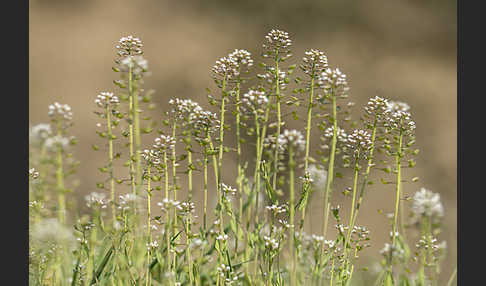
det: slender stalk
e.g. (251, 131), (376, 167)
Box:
(106, 105), (116, 226)
(272, 53), (281, 191)
(128, 67), (136, 199)
(446, 267), (457, 286)
(56, 122), (65, 224)
(203, 147), (208, 231)
(300, 75), (315, 239)
(171, 121), (178, 270)
(145, 166), (152, 286)
(319, 91), (337, 284)
(322, 93), (338, 239)
(289, 145), (297, 286)
(390, 129), (404, 275)
(132, 80), (142, 196)
(235, 79), (243, 256)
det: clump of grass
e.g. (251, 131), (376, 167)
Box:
(29, 30), (455, 286)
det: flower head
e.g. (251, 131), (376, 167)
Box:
(95, 92), (120, 108)
(48, 102), (73, 122)
(262, 29), (292, 60)
(116, 35), (143, 57)
(318, 68), (350, 98)
(30, 123), (52, 144)
(85, 192), (109, 209)
(411, 187), (444, 223)
(300, 49), (328, 76)
(277, 129), (306, 153)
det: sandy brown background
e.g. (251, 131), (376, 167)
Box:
(29, 0), (456, 283)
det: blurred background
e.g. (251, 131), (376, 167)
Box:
(29, 0), (456, 283)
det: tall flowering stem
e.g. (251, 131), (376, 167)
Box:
(300, 49), (328, 234)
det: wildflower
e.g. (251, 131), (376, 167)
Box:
(157, 198), (182, 211)
(95, 92), (119, 108)
(380, 243), (404, 260)
(29, 168), (39, 180)
(48, 102), (73, 121)
(266, 203), (287, 214)
(241, 89), (268, 117)
(263, 235), (279, 250)
(216, 234), (229, 242)
(323, 126), (348, 142)
(307, 164), (328, 189)
(228, 49), (254, 74)
(257, 67), (289, 89)
(152, 134), (176, 152)
(45, 135), (70, 151)
(411, 187), (444, 223)
(221, 183), (237, 198)
(146, 241), (159, 251)
(119, 55), (148, 76)
(211, 56), (238, 80)
(118, 193), (140, 211)
(30, 123), (52, 143)
(386, 100), (410, 113)
(277, 129), (306, 152)
(85, 192), (109, 209)
(262, 29), (292, 59)
(116, 35), (143, 57)
(300, 49), (329, 76)
(364, 96), (390, 119)
(142, 149), (161, 166)
(318, 68), (350, 98)
(345, 129), (372, 154)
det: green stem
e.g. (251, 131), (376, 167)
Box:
(300, 75), (315, 239)
(289, 145), (297, 286)
(390, 130), (403, 276)
(56, 123), (65, 224)
(146, 166), (152, 286)
(128, 67), (136, 200)
(272, 53), (281, 191)
(107, 105), (116, 226)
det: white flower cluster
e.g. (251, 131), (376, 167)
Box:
(142, 149), (161, 166)
(277, 129), (306, 152)
(216, 233), (229, 242)
(265, 203), (287, 214)
(45, 135), (70, 151)
(95, 92), (119, 108)
(380, 243), (404, 259)
(146, 241), (159, 251)
(157, 198), (182, 211)
(30, 123), (52, 143)
(85, 192), (109, 209)
(351, 226), (371, 244)
(300, 49), (329, 76)
(48, 102), (73, 121)
(262, 29), (292, 60)
(120, 55), (148, 76)
(346, 129), (372, 153)
(216, 263), (240, 284)
(364, 96), (390, 118)
(318, 68), (349, 98)
(228, 49), (253, 72)
(383, 101), (415, 135)
(221, 183), (237, 202)
(180, 201), (196, 214)
(323, 126), (348, 142)
(212, 49), (253, 80)
(411, 187), (444, 222)
(257, 67), (288, 89)
(386, 101), (410, 113)
(152, 134), (176, 152)
(29, 168), (39, 179)
(241, 89), (268, 116)
(416, 235), (447, 252)
(116, 35), (143, 57)
(307, 164), (328, 188)
(263, 235), (279, 250)
(118, 193), (139, 211)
